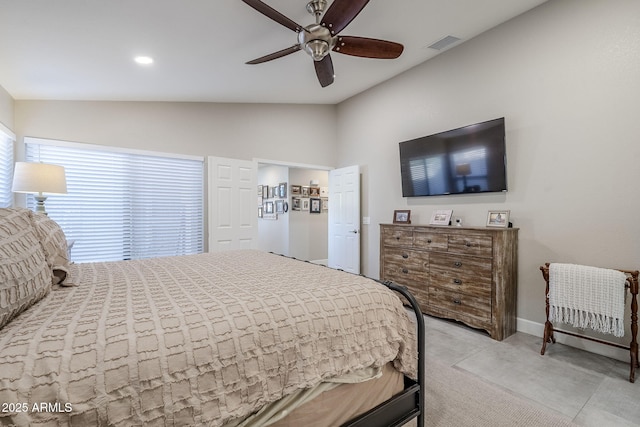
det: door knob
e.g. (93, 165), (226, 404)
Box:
(350, 229), (359, 234)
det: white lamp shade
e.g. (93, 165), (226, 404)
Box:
(12, 162), (68, 195)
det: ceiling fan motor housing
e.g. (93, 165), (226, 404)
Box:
(298, 24), (336, 61)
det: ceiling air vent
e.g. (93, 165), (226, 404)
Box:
(426, 35), (461, 51)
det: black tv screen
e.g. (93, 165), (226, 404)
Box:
(399, 117), (507, 197)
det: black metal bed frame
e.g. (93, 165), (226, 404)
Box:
(341, 280), (425, 427)
(271, 254), (425, 427)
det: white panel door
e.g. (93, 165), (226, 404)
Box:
(328, 165), (360, 274)
(208, 156), (257, 251)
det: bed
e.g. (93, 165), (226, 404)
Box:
(0, 208), (424, 426)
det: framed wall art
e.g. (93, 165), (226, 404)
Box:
(310, 198), (321, 214)
(278, 182), (287, 198)
(265, 201), (274, 214)
(292, 197), (301, 211)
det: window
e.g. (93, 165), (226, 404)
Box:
(25, 137), (204, 262)
(0, 125), (15, 207)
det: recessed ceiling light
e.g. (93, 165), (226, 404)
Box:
(134, 56), (154, 65)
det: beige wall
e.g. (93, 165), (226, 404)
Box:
(336, 0), (640, 342)
(14, 100), (337, 165)
(288, 168), (329, 262)
(0, 84), (14, 131)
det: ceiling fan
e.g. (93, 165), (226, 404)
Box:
(241, 0), (404, 87)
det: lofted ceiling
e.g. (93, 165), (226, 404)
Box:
(0, 0), (547, 105)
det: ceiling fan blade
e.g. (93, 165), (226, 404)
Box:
(320, 0), (369, 35)
(241, 0), (304, 33)
(246, 45), (301, 64)
(333, 36), (403, 59)
(314, 55), (334, 87)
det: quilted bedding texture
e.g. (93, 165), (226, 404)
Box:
(0, 249), (416, 426)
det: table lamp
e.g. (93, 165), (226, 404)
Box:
(12, 162), (67, 215)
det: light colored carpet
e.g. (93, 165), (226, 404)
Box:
(424, 359), (577, 427)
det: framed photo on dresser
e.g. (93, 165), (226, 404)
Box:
(429, 209), (453, 226)
(393, 210), (411, 224)
(486, 210), (510, 227)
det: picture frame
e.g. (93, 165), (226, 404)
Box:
(269, 186), (277, 199)
(258, 206), (263, 218)
(275, 199), (284, 214)
(320, 187), (329, 197)
(310, 198), (321, 214)
(265, 201), (274, 214)
(278, 182), (287, 198)
(258, 185), (263, 196)
(301, 198), (310, 211)
(309, 187), (321, 197)
(291, 185), (301, 196)
(292, 197), (301, 211)
(486, 210), (510, 228)
(429, 209), (453, 226)
(321, 198), (329, 211)
(262, 185), (269, 199)
(301, 186), (310, 197)
(393, 210), (411, 224)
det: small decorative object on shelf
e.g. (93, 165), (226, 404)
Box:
(429, 209), (453, 226)
(486, 210), (510, 228)
(393, 210), (411, 224)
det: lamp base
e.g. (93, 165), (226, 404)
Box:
(34, 195), (48, 216)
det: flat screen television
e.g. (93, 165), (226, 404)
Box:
(399, 117), (507, 197)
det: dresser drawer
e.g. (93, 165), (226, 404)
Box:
(382, 227), (413, 247)
(382, 248), (429, 283)
(413, 231), (448, 251)
(429, 253), (491, 298)
(447, 234), (493, 257)
(428, 287), (491, 322)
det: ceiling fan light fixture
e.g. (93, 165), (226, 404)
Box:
(304, 39), (330, 61)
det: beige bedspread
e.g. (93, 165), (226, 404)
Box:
(0, 250), (416, 426)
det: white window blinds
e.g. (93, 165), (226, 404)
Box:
(0, 127), (15, 207)
(25, 138), (204, 262)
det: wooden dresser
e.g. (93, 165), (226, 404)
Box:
(380, 224), (518, 341)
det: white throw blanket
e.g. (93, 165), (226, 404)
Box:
(548, 263), (627, 337)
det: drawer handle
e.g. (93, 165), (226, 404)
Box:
(453, 279), (462, 285)
(402, 253), (409, 259)
(402, 268), (409, 274)
(396, 236), (400, 240)
(465, 241), (472, 247)
(454, 261), (462, 268)
(427, 239), (432, 244)
(453, 299), (462, 305)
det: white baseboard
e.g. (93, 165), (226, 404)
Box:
(309, 259), (328, 266)
(517, 318), (629, 362)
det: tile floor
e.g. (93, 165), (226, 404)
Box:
(423, 315), (640, 426)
